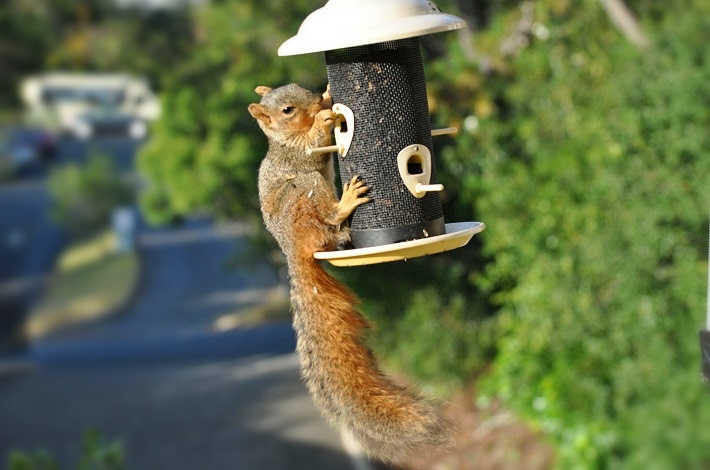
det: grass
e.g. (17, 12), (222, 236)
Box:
(0, 157), (14, 182)
(27, 231), (140, 339)
(212, 286), (291, 332)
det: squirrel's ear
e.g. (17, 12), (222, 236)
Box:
(255, 86), (272, 97)
(322, 85), (333, 109)
(248, 103), (271, 125)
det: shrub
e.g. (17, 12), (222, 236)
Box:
(48, 153), (134, 238)
(352, 0), (709, 467)
(428, 0), (710, 467)
(7, 430), (124, 470)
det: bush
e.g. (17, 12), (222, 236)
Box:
(340, 252), (496, 393)
(137, 0), (327, 225)
(48, 153), (134, 238)
(423, 0), (710, 467)
(7, 430), (124, 470)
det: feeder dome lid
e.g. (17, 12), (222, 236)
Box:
(278, 0), (466, 56)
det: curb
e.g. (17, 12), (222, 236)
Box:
(28, 244), (145, 340)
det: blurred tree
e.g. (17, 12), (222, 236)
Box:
(424, 0), (710, 466)
(0, 0), (193, 114)
(49, 153), (134, 237)
(137, 0), (326, 224)
(0, 0), (53, 111)
(7, 429), (124, 470)
(45, 1), (194, 90)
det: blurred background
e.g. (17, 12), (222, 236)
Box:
(0, 0), (708, 468)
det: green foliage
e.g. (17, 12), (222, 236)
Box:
(137, 0), (328, 224)
(341, 251), (496, 392)
(377, 286), (496, 391)
(77, 430), (124, 470)
(0, 1), (52, 110)
(0, 0), (192, 114)
(49, 153), (134, 237)
(7, 430), (124, 470)
(422, 0), (710, 467)
(7, 450), (58, 470)
(55, 1), (193, 87)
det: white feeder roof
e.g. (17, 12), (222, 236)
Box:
(278, 0), (466, 56)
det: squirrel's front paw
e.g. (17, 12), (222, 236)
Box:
(328, 176), (370, 226)
(340, 175), (370, 212)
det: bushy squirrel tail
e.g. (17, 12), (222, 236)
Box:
(289, 257), (454, 463)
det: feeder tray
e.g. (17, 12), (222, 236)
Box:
(315, 222), (485, 266)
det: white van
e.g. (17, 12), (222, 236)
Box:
(21, 73), (161, 140)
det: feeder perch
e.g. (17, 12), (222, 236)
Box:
(279, 0), (485, 266)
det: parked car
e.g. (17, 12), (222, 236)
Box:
(12, 127), (57, 161)
(69, 106), (148, 140)
(0, 127), (58, 178)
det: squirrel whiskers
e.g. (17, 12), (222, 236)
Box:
(248, 83), (453, 463)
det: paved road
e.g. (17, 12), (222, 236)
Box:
(0, 175), (65, 353)
(0, 136), (370, 469)
(33, 216), (296, 365)
(54, 135), (140, 172)
(1, 215), (359, 469)
(0, 354), (354, 469)
(0, 180), (62, 292)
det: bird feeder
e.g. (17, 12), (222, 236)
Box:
(279, 0), (485, 266)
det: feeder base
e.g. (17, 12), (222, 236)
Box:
(350, 216), (446, 248)
(314, 222), (485, 267)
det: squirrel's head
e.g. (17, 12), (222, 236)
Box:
(248, 84), (332, 147)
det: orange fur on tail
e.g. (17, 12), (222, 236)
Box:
(251, 84), (453, 463)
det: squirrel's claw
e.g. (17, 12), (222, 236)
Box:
(344, 176), (369, 197)
(340, 176), (370, 212)
(332, 176), (370, 225)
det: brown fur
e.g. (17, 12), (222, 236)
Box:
(249, 84), (453, 463)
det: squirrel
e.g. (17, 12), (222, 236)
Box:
(248, 83), (453, 463)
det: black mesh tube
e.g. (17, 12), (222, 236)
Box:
(326, 38), (445, 248)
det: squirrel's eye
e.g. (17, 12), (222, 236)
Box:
(282, 106), (295, 115)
